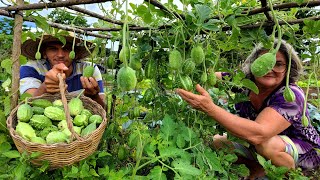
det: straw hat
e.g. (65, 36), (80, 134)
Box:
(21, 33), (93, 60)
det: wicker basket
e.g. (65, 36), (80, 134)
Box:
(6, 93), (108, 169)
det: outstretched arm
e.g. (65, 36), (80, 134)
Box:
(176, 84), (290, 145)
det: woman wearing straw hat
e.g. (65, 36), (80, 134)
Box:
(20, 33), (105, 108)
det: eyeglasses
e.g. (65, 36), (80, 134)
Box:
(272, 62), (287, 73)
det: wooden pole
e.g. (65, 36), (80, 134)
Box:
(11, 0), (23, 110)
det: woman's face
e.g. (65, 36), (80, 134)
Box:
(254, 51), (287, 90)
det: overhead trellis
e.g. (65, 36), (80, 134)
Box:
(0, 0), (320, 109)
(1, 0), (320, 34)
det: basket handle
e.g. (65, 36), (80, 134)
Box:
(57, 73), (83, 141)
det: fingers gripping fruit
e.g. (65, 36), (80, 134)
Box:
(83, 66), (95, 77)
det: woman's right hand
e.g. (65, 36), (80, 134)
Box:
(44, 63), (68, 93)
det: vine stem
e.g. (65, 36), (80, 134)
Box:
(268, 0), (282, 53)
(303, 72), (314, 117)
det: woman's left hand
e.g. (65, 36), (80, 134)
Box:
(176, 84), (215, 114)
(80, 76), (100, 97)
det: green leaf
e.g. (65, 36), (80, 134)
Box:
(256, 154), (266, 168)
(19, 55), (27, 65)
(32, 15), (50, 33)
(80, 161), (91, 178)
(98, 165), (109, 176)
(14, 163), (27, 180)
(89, 169), (99, 177)
(202, 19), (220, 31)
(176, 134), (186, 148)
(0, 142), (11, 153)
(38, 161), (49, 172)
(1, 58), (12, 74)
(98, 151), (112, 158)
(2, 150), (20, 159)
(159, 146), (185, 158)
(172, 159), (201, 176)
(148, 166), (167, 180)
(241, 79), (259, 94)
(0, 110), (7, 132)
(30, 152), (42, 159)
(160, 115), (176, 140)
(4, 96), (11, 116)
(1, 78), (11, 89)
(204, 150), (224, 173)
(195, 4), (211, 23)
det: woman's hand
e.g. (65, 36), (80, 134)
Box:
(44, 63), (68, 93)
(80, 76), (100, 97)
(176, 84), (215, 114)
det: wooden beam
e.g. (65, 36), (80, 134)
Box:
(0, 0), (112, 11)
(67, 5), (126, 26)
(11, 0), (24, 110)
(144, 0), (185, 20)
(245, 0), (320, 16)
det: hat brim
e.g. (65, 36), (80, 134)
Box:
(21, 35), (93, 60)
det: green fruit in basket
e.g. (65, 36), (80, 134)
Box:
(37, 125), (58, 139)
(88, 114), (103, 124)
(68, 98), (84, 116)
(44, 106), (66, 121)
(81, 109), (92, 119)
(74, 126), (82, 135)
(32, 106), (44, 115)
(29, 115), (52, 130)
(58, 120), (68, 130)
(16, 122), (36, 141)
(73, 114), (88, 127)
(30, 136), (46, 144)
(17, 104), (33, 122)
(81, 122), (96, 137)
(83, 66), (94, 77)
(53, 99), (63, 107)
(46, 131), (69, 144)
(32, 99), (53, 108)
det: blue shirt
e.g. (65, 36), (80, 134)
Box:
(20, 59), (104, 95)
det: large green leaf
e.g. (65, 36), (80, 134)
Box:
(1, 58), (12, 74)
(241, 79), (259, 94)
(172, 159), (201, 176)
(195, 4), (211, 23)
(148, 166), (167, 180)
(32, 15), (50, 33)
(2, 150), (20, 159)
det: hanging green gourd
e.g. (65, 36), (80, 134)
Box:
(119, 46), (130, 63)
(83, 38), (95, 77)
(69, 32), (76, 60)
(207, 68), (217, 86)
(35, 33), (44, 60)
(283, 46), (296, 102)
(116, 0), (137, 91)
(251, 2), (282, 77)
(169, 49), (182, 70)
(191, 45), (205, 65)
(182, 58), (195, 74)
